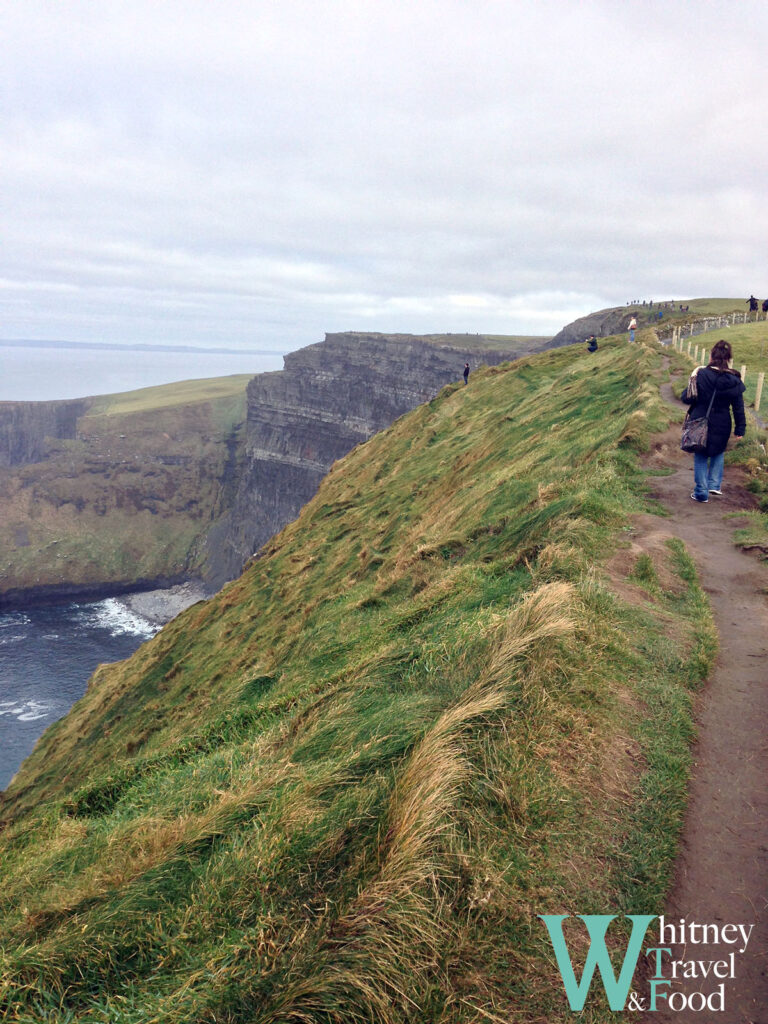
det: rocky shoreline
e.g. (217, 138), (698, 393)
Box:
(118, 581), (210, 626)
(0, 577), (211, 622)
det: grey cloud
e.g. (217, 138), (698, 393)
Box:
(2, 1), (768, 350)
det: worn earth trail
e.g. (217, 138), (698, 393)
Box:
(635, 380), (768, 1023)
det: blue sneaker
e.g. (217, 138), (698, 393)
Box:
(691, 493), (708, 503)
(709, 489), (722, 497)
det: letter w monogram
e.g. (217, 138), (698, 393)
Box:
(539, 914), (656, 1011)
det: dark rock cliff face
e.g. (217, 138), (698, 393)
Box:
(0, 399), (90, 467)
(548, 306), (633, 347)
(208, 333), (523, 585)
(0, 391), (246, 605)
(1, 332), (553, 600)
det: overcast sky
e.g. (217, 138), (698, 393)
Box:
(2, 0), (767, 352)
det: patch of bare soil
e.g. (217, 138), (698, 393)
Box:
(636, 392), (768, 1022)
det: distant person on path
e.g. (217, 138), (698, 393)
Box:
(463, 362), (470, 385)
(628, 316), (637, 343)
(762, 298), (768, 317)
(748, 295), (758, 313)
(681, 339), (746, 502)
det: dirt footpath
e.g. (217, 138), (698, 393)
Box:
(637, 390), (768, 1023)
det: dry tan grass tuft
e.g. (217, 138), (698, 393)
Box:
(252, 583), (577, 1024)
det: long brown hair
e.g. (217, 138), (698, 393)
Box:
(708, 339), (733, 371)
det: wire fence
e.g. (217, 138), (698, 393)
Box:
(660, 323), (765, 414)
(657, 309), (766, 345)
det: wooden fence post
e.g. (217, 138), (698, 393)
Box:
(740, 365), (747, 384)
(755, 372), (765, 413)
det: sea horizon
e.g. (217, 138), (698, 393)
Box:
(0, 339), (287, 402)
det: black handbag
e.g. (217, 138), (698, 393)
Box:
(680, 384), (717, 454)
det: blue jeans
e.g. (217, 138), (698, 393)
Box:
(693, 451), (724, 500)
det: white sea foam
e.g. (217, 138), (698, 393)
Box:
(0, 700), (50, 722)
(0, 702), (25, 716)
(86, 598), (158, 639)
(0, 635), (25, 646)
(17, 709), (49, 722)
(0, 613), (31, 629)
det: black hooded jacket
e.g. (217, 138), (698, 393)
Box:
(681, 366), (746, 456)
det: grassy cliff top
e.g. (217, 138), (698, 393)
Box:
(627, 297), (745, 315)
(85, 373), (254, 417)
(0, 334), (722, 1022)
(328, 330), (553, 353)
(419, 333), (553, 352)
(664, 296), (749, 314)
(0, 374), (255, 597)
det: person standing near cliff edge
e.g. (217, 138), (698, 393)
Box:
(463, 363), (470, 385)
(628, 316), (637, 343)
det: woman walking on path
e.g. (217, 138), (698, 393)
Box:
(681, 339), (746, 502)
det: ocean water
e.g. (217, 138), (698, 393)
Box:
(0, 598), (159, 790)
(0, 341), (286, 401)
(0, 342), (291, 791)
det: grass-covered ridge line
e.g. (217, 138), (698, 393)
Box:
(0, 338), (715, 1023)
(85, 373), (254, 416)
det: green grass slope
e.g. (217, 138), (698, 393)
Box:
(0, 340), (716, 1023)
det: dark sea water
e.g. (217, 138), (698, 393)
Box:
(0, 599), (159, 791)
(0, 341), (287, 789)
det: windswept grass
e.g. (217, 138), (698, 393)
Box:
(0, 337), (715, 1023)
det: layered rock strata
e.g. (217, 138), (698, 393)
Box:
(0, 391), (246, 605)
(548, 306), (634, 347)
